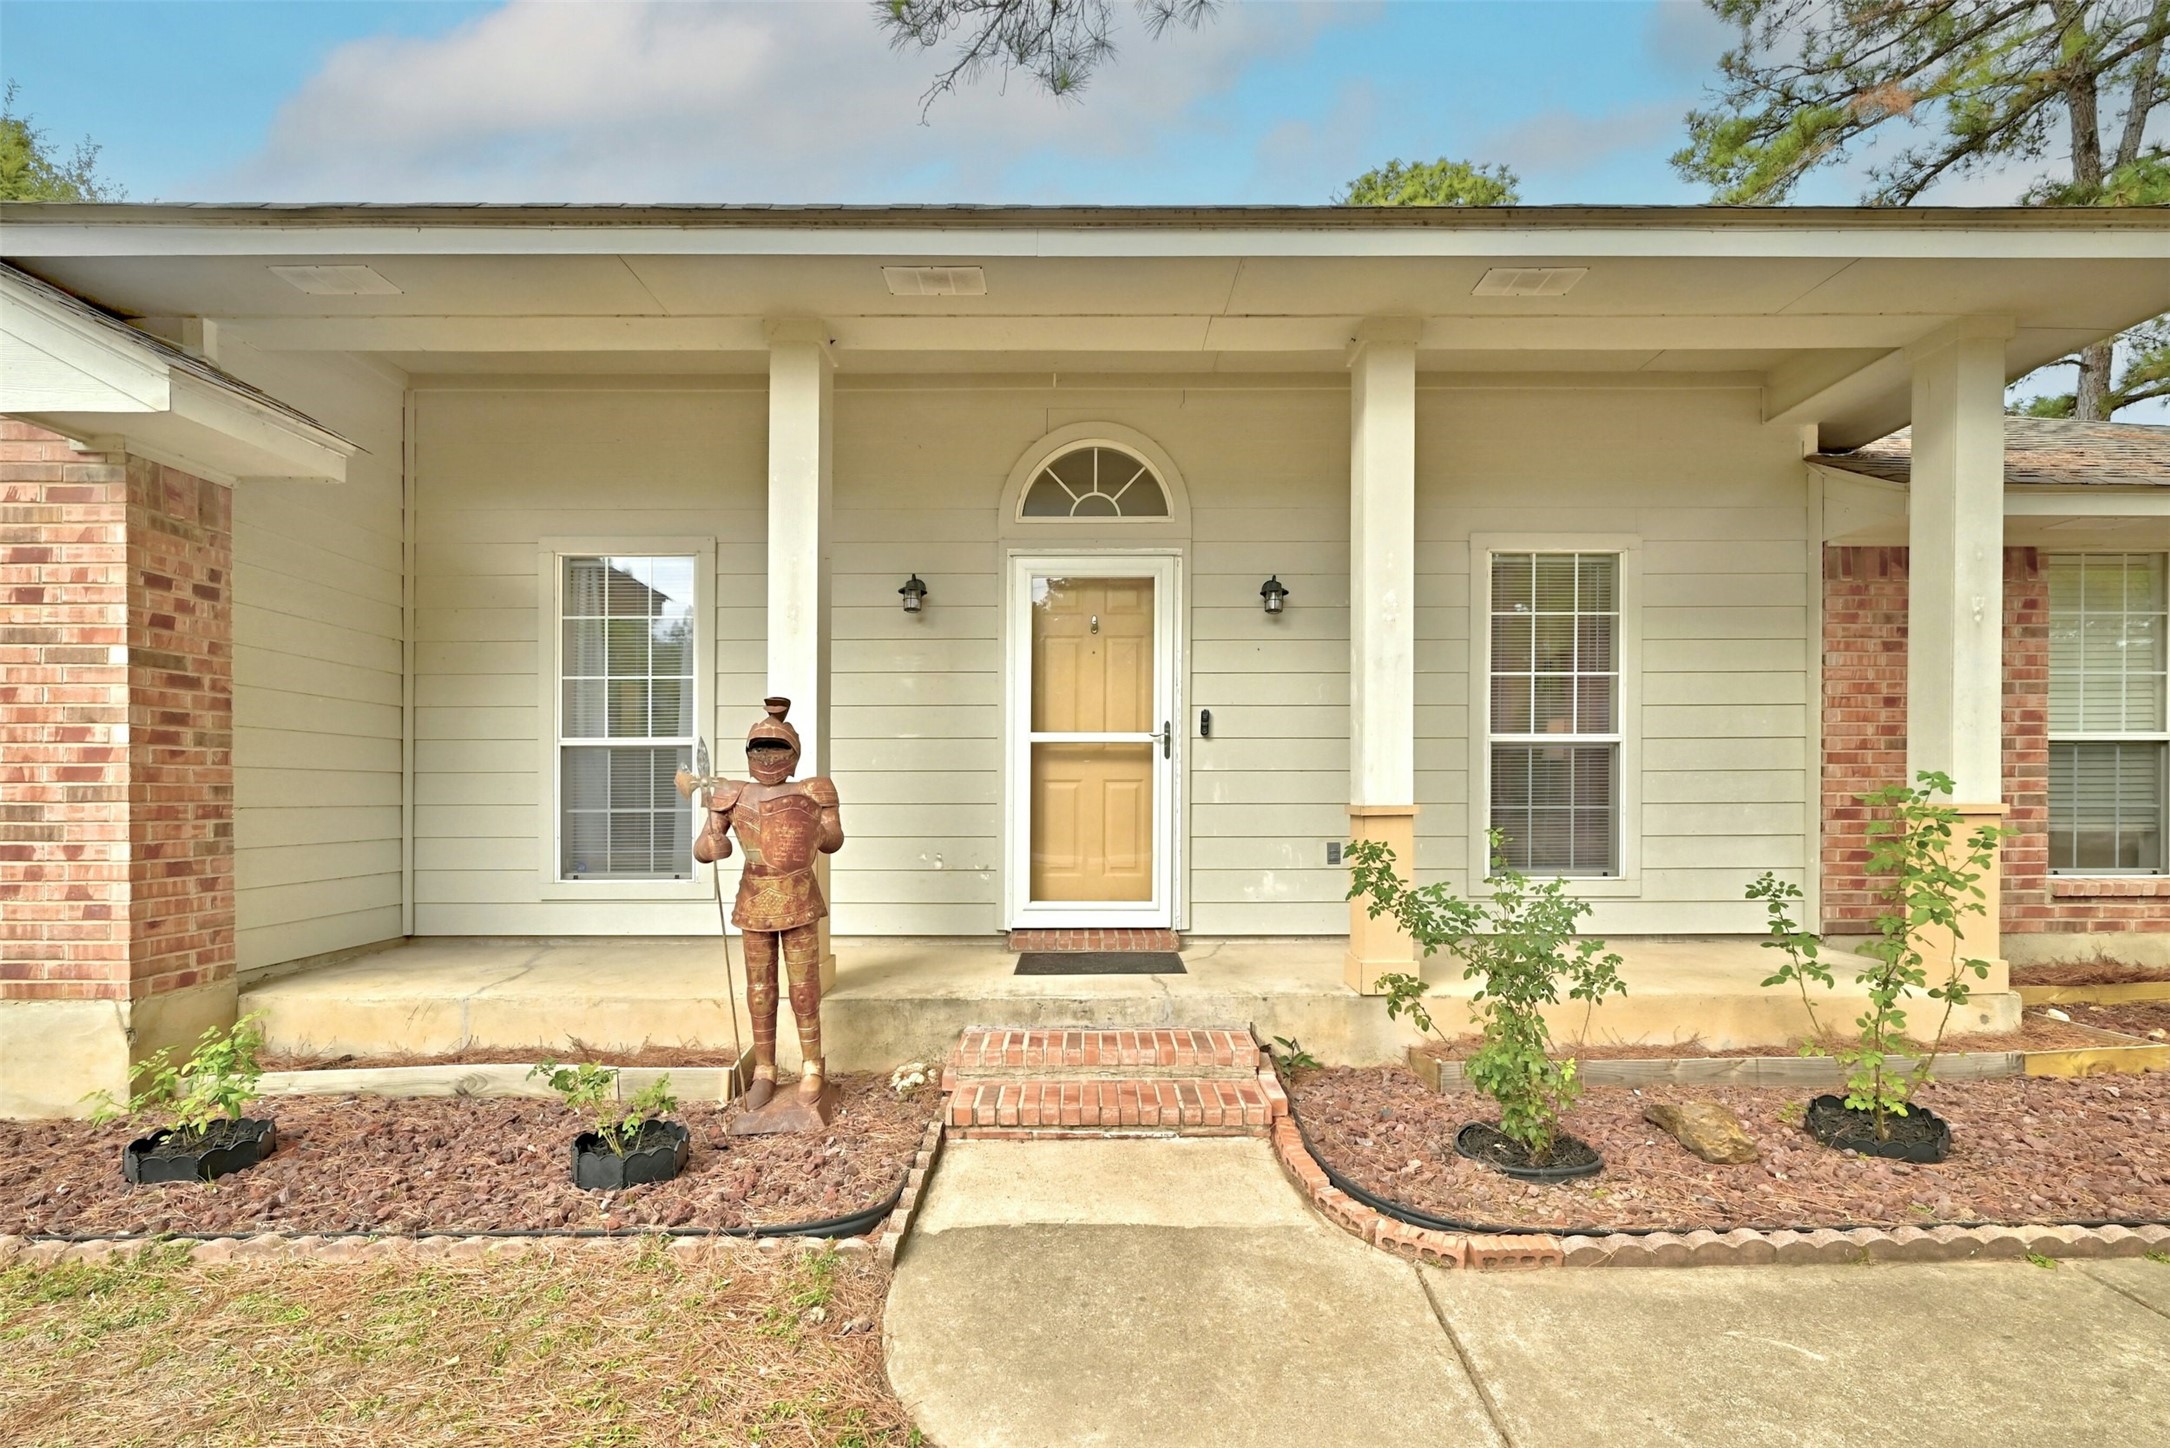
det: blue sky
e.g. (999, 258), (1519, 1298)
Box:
(0, 1), (1904, 206)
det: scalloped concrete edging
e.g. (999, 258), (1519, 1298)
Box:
(0, 1231), (870, 1270)
(1267, 1116), (2170, 1271)
(878, 1118), (946, 1263)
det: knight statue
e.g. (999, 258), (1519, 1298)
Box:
(685, 697), (844, 1131)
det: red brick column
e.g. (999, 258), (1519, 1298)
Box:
(1821, 543), (2170, 945)
(0, 421), (235, 1115)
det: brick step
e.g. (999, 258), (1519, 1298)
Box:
(945, 1075), (1285, 1134)
(946, 1026), (1262, 1082)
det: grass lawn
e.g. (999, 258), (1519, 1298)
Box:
(0, 1240), (917, 1446)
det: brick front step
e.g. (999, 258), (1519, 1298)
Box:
(1005, 928), (1181, 953)
(947, 1027), (1261, 1080)
(946, 1077), (1277, 1133)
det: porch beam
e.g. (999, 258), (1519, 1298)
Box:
(1345, 318), (1422, 995)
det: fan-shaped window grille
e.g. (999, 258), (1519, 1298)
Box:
(1020, 446), (1171, 520)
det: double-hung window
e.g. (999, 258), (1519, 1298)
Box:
(555, 554), (699, 881)
(2048, 553), (2168, 873)
(1487, 551), (1621, 876)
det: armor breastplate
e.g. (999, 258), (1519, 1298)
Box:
(733, 787), (823, 876)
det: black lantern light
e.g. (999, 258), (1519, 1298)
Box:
(899, 574), (929, 614)
(1259, 574), (1289, 615)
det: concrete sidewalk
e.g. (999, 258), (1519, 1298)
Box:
(882, 1138), (2170, 1448)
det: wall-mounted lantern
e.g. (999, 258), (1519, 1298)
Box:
(1259, 574), (1289, 615)
(899, 574), (929, 614)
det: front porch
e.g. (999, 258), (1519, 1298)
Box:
(235, 934), (1941, 1070)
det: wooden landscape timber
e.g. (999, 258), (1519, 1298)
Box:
(252, 1054), (753, 1104)
(1408, 1045), (2023, 1093)
(2017, 981), (2170, 1007)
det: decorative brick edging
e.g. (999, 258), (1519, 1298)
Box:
(877, 1117), (946, 1263)
(1268, 1114), (2170, 1271)
(0, 1231), (870, 1270)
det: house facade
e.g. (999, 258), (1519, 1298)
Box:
(3, 203), (2167, 1116)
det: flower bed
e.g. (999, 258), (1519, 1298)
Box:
(2051, 1000), (2170, 1041)
(1288, 1065), (2170, 1233)
(1411, 1009), (2118, 1062)
(2011, 959), (2170, 988)
(4, 1075), (933, 1238)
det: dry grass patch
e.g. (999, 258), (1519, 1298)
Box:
(0, 1241), (918, 1447)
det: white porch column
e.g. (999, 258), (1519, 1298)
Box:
(765, 319), (836, 986)
(1346, 319), (1422, 993)
(1905, 318), (2012, 986)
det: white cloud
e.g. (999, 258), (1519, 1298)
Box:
(211, 0), (1352, 202)
(1482, 99), (1683, 182)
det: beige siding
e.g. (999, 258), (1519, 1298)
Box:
(225, 346), (406, 969)
(410, 386), (766, 935)
(1414, 384), (1811, 935)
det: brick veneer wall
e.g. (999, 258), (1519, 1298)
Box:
(1821, 543), (2170, 938)
(1, 421), (235, 1004)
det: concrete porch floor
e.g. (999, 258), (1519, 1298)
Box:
(239, 934), (2017, 1070)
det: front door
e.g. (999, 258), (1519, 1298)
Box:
(1008, 554), (1179, 927)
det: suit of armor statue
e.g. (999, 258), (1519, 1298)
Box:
(691, 698), (844, 1117)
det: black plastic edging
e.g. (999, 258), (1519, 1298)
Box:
(1284, 1099), (2170, 1239)
(21, 1174), (904, 1247)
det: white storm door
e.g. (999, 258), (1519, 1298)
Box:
(1009, 554), (1179, 927)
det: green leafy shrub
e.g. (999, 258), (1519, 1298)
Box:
(89, 1014), (267, 1147)
(530, 1060), (679, 1156)
(1349, 833), (1625, 1163)
(1749, 770), (2005, 1141)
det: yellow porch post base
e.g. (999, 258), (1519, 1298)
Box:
(1344, 804), (1421, 994)
(1913, 802), (2010, 997)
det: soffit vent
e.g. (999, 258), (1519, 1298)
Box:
(882, 265), (987, 297)
(270, 264), (404, 296)
(1471, 266), (1588, 298)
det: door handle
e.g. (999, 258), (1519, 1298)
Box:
(1155, 721), (1172, 758)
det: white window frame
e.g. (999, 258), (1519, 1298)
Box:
(534, 536), (716, 901)
(2046, 550), (2170, 876)
(1467, 533), (1643, 896)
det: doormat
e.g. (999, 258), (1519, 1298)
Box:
(1014, 951), (1186, 976)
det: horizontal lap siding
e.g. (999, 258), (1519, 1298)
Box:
(225, 347), (406, 969)
(1414, 387), (1810, 935)
(411, 389), (766, 935)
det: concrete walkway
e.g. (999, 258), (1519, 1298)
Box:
(883, 1138), (2170, 1448)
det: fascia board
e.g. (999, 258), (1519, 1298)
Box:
(0, 285), (169, 411)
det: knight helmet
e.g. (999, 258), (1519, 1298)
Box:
(745, 696), (802, 784)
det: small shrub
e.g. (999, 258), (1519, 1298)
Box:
(530, 1060), (677, 1156)
(1268, 1036), (1321, 1072)
(1750, 770), (2005, 1142)
(89, 1014), (266, 1148)
(1350, 831), (1625, 1164)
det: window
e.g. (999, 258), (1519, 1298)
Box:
(1487, 551), (1620, 875)
(556, 555), (697, 881)
(2048, 553), (2167, 873)
(1020, 446), (1171, 519)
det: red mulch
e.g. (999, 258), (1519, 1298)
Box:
(2011, 959), (2170, 987)
(1287, 1066), (2170, 1232)
(258, 1045), (748, 1071)
(2051, 1000), (2170, 1041)
(1415, 1009), (2120, 1062)
(1, 1075), (932, 1238)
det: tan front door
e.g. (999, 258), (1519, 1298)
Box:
(1011, 560), (1180, 924)
(1030, 575), (1158, 902)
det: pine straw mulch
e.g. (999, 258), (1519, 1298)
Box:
(1288, 1065), (2170, 1234)
(0, 1240), (911, 1447)
(258, 1043), (751, 1071)
(1412, 1009), (2126, 1063)
(2, 1076), (934, 1239)
(2011, 958), (2170, 988)
(2050, 999), (2170, 1041)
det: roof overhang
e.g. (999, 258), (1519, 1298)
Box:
(0, 263), (352, 484)
(4, 202), (2165, 451)
(1811, 462), (2170, 549)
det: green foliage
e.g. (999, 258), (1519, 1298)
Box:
(2025, 1249), (2059, 1269)
(879, 1), (1217, 107)
(1268, 1036), (1320, 1071)
(1351, 832), (1625, 1164)
(1748, 771), (2006, 1141)
(89, 1014), (266, 1149)
(1673, 1), (2168, 419)
(1337, 158), (1520, 207)
(529, 1060), (678, 1156)
(0, 81), (120, 201)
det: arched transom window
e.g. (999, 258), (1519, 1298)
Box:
(1020, 445), (1171, 520)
